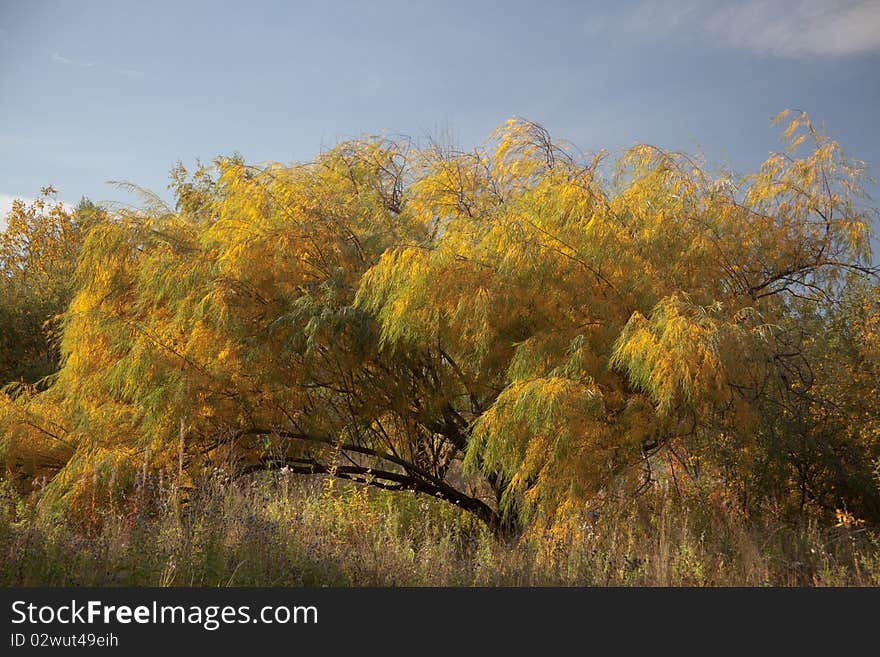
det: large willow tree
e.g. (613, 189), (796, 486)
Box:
(1, 112), (877, 531)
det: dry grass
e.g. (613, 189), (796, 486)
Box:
(2, 471), (879, 586)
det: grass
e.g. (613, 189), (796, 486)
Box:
(2, 471), (879, 586)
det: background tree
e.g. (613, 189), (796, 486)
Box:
(0, 190), (103, 385)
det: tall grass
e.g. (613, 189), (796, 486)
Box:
(2, 471), (878, 586)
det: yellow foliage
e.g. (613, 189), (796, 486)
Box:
(1, 113), (877, 529)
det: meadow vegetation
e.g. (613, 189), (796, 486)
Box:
(3, 472), (879, 586)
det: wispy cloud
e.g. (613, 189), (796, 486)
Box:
(588, 0), (880, 57)
(51, 52), (151, 79)
(51, 52), (95, 67)
(113, 66), (152, 79)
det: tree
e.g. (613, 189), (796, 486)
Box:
(1, 112), (877, 531)
(0, 189), (102, 385)
(359, 112), (878, 523)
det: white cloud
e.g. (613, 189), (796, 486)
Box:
(51, 52), (95, 67)
(113, 66), (151, 79)
(588, 0), (880, 57)
(51, 52), (149, 78)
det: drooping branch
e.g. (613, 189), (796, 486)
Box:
(239, 450), (501, 531)
(233, 427), (503, 531)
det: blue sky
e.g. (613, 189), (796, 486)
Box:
(2, 0), (879, 226)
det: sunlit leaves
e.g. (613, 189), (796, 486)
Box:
(1, 113), (877, 527)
